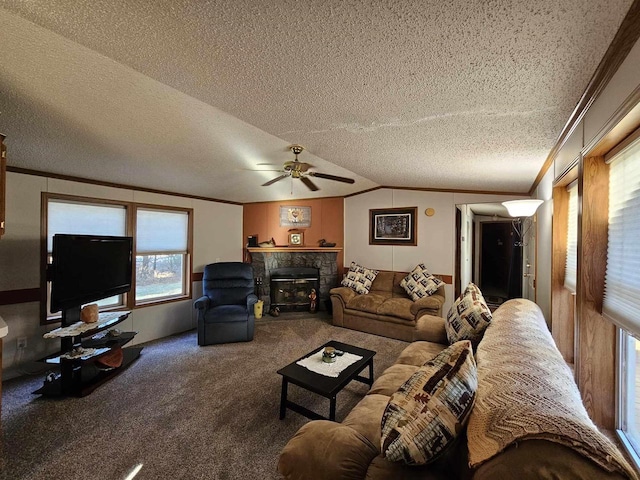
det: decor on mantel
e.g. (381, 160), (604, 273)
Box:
(318, 239), (336, 247)
(288, 229), (304, 246)
(280, 206), (311, 227)
(258, 237), (276, 247)
(369, 207), (417, 246)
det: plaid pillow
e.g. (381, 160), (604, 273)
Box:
(341, 261), (379, 294)
(381, 340), (477, 465)
(445, 283), (492, 345)
(400, 264), (444, 300)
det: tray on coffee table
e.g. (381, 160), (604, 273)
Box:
(277, 340), (376, 421)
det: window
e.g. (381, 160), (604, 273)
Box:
(43, 194), (192, 322)
(46, 198), (128, 314)
(604, 136), (640, 467)
(135, 207), (190, 304)
(564, 182), (578, 293)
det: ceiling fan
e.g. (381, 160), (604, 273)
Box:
(261, 145), (355, 191)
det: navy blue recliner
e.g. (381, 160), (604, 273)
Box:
(194, 262), (258, 345)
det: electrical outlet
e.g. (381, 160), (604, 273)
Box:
(17, 337), (27, 349)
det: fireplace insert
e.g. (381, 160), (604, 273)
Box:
(270, 267), (319, 311)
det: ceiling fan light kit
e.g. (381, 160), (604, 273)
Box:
(261, 145), (355, 191)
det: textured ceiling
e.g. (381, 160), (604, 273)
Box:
(0, 1), (634, 203)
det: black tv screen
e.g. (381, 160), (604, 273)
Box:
(50, 234), (133, 313)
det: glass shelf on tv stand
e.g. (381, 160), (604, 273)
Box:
(35, 310), (141, 397)
(44, 311), (131, 339)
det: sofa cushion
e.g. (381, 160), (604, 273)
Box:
(341, 262), (380, 294)
(380, 340), (477, 465)
(377, 297), (415, 321)
(445, 283), (492, 345)
(347, 293), (387, 313)
(400, 264), (445, 301)
(394, 341), (446, 366)
(369, 364), (421, 397)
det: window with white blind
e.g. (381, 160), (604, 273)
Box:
(564, 183), (578, 293)
(43, 195), (192, 322)
(605, 136), (640, 468)
(135, 207), (190, 304)
(46, 199), (128, 314)
(603, 138), (640, 335)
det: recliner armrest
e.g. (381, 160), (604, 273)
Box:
(246, 294), (258, 309)
(194, 295), (210, 311)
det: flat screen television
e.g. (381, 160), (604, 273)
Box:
(50, 234), (133, 316)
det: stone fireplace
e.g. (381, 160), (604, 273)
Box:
(247, 247), (341, 311)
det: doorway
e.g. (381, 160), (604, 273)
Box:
(479, 221), (522, 305)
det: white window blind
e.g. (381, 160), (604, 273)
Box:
(564, 184), (578, 293)
(136, 209), (189, 253)
(47, 200), (126, 252)
(603, 138), (640, 337)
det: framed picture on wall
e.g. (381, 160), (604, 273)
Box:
(280, 206), (311, 227)
(369, 207), (417, 246)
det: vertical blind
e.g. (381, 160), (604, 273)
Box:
(603, 137), (640, 338)
(564, 184), (578, 293)
(136, 209), (189, 254)
(47, 200), (126, 252)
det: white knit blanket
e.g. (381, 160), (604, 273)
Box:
(467, 299), (637, 479)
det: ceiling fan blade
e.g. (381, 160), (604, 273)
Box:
(308, 172), (355, 184)
(300, 176), (319, 191)
(261, 173), (289, 186)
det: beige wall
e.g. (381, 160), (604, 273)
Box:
(344, 188), (527, 315)
(0, 172), (242, 380)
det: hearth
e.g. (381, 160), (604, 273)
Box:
(270, 267), (319, 311)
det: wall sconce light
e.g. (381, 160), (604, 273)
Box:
(502, 199), (543, 247)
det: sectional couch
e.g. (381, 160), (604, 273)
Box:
(278, 299), (636, 480)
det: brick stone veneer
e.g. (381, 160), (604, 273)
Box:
(248, 250), (339, 311)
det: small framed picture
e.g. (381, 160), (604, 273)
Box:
(369, 207), (417, 246)
(288, 230), (304, 246)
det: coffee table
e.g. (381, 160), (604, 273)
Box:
(277, 340), (376, 421)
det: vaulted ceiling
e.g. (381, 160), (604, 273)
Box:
(0, 1), (634, 203)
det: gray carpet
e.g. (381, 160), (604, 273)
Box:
(1, 314), (407, 480)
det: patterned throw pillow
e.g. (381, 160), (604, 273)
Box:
(341, 262), (379, 294)
(381, 340), (477, 465)
(400, 263), (445, 301)
(445, 283), (492, 345)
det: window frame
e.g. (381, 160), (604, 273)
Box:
(41, 193), (193, 324)
(616, 328), (640, 471)
(132, 203), (193, 307)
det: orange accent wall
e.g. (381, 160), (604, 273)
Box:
(243, 198), (344, 272)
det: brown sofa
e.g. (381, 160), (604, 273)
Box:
(278, 299), (635, 480)
(330, 270), (446, 342)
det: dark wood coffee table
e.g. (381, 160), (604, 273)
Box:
(277, 340), (376, 421)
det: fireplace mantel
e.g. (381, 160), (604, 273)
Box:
(247, 247), (342, 253)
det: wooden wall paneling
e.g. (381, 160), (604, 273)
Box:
(551, 186), (575, 363)
(320, 197), (344, 275)
(0, 134), (6, 237)
(576, 156), (616, 428)
(243, 203), (269, 246)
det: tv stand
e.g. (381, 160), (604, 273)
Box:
(34, 311), (142, 397)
